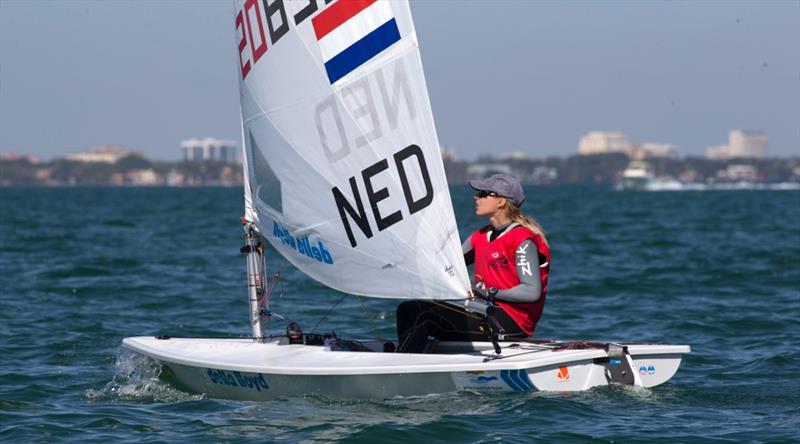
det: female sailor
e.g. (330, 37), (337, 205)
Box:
(396, 174), (550, 353)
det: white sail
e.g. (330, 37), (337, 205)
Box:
(234, 0), (470, 300)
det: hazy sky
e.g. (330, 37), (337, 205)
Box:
(1, 0), (798, 160)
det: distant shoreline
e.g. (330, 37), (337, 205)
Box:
(2, 153), (798, 187)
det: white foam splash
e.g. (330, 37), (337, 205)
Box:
(85, 348), (203, 403)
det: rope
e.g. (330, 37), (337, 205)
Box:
(309, 293), (348, 335)
(431, 300), (504, 354)
(356, 296), (384, 341)
(481, 346), (550, 362)
(430, 300), (485, 321)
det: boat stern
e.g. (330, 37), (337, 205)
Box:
(626, 344), (691, 388)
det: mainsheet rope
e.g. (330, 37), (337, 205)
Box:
(356, 296), (385, 342)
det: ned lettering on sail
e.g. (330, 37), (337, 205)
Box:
(320, 59), (426, 248)
(315, 59), (417, 163)
(332, 144), (433, 248)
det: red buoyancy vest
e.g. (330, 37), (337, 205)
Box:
(470, 225), (551, 336)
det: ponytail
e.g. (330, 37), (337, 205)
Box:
(507, 202), (548, 247)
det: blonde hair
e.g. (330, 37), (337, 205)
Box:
(506, 202), (548, 247)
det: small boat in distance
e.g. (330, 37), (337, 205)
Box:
(619, 160), (684, 191)
(618, 160), (800, 191)
(123, 0), (690, 400)
(620, 161), (656, 190)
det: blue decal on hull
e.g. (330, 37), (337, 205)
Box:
(501, 369), (534, 391)
(206, 368), (270, 392)
(514, 369), (534, 390)
(468, 375), (499, 384)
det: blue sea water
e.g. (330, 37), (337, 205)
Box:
(1, 186), (798, 443)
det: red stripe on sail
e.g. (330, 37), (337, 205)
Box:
(312, 0), (377, 41)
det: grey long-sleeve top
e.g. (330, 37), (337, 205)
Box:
(462, 223), (542, 303)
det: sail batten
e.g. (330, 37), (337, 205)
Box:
(235, 0), (470, 300)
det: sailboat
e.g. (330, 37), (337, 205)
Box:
(123, 0), (689, 400)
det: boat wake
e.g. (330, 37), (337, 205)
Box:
(86, 349), (202, 403)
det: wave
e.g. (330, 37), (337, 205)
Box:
(85, 349), (202, 404)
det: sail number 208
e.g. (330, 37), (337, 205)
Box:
(236, 0), (333, 80)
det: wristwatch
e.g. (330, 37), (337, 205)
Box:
(487, 286), (498, 301)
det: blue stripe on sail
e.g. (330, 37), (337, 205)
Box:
(500, 370), (522, 391)
(324, 18), (401, 84)
(514, 369), (535, 391)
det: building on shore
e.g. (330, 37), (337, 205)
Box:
(707, 130), (768, 159)
(440, 146), (457, 161)
(716, 164), (760, 181)
(578, 132), (679, 159)
(64, 145), (141, 163)
(466, 162), (512, 180)
(501, 151), (531, 161)
(578, 131), (634, 156)
(632, 143), (679, 160)
(2, 152), (39, 163)
(181, 138), (239, 163)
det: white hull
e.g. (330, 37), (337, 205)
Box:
(122, 336), (690, 400)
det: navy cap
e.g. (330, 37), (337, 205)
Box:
(469, 174), (525, 207)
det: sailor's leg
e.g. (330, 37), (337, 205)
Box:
(397, 301), (476, 352)
(432, 305), (487, 342)
(396, 301), (436, 353)
(486, 305), (527, 339)
(396, 302), (526, 352)
(433, 304), (527, 342)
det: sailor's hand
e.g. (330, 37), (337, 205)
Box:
(472, 284), (497, 302)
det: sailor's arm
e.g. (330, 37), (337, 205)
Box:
(462, 237), (475, 266)
(492, 239), (541, 303)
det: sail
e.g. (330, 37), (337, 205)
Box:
(234, 0), (469, 300)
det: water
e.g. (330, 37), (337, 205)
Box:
(1, 186), (798, 443)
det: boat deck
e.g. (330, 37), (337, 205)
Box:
(123, 336), (690, 376)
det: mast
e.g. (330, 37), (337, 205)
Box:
(239, 112), (265, 340)
(243, 221), (265, 340)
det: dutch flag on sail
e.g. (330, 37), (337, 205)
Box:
(312, 0), (401, 85)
